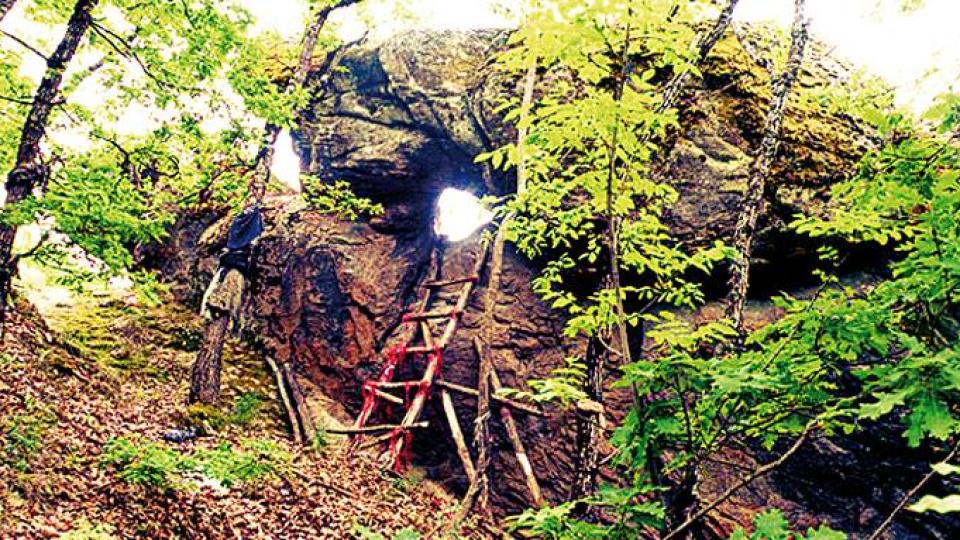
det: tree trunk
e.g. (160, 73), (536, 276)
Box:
(725, 0), (810, 339)
(571, 15), (636, 507)
(188, 313), (230, 404)
(573, 0), (743, 502)
(460, 61), (539, 517)
(189, 0), (360, 417)
(0, 0), (99, 337)
(0, 0), (17, 24)
(571, 338), (604, 500)
(659, 0), (741, 113)
(247, 0), (360, 202)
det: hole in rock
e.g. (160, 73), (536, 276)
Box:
(433, 187), (493, 242)
(270, 129), (302, 193)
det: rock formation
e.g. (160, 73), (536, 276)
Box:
(160, 29), (960, 537)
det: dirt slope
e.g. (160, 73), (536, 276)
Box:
(0, 291), (487, 539)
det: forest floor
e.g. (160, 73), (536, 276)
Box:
(0, 275), (488, 539)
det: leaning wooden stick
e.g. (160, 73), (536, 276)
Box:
(486, 347), (544, 507)
(441, 388), (477, 483)
(282, 362), (316, 441)
(265, 356), (303, 444)
(326, 421), (429, 435)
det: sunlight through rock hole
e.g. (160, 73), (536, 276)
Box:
(270, 129), (302, 193)
(434, 187), (493, 242)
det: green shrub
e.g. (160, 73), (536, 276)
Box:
(100, 437), (193, 489)
(59, 520), (118, 540)
(99, 436), (291, 490)
(352, 525), (421, 540)
(729, 510), (845, 540)
(2, 401), (57, 472)
(308, 423), (329, 454)
(195, 439), (291, 488)
(229, 392), (265, 426)
(187, 393), (268, 432)
(168, 327), (203, 351)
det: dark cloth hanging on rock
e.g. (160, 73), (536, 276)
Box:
(219, 248), (253, 276)
(216, 206), (263, 277)
(226, 206), (264, 251)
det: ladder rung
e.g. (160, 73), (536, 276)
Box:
(406, 345), (439, 354)
(376, 381), (424, 389)
(424, 275), (479, 288)
(403, 309), (461, 322)
(374, 389), (403, 404)
(327, 421), (429, 435)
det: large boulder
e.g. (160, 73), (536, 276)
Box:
(166, 29), (960, 537)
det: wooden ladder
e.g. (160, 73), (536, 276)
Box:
(349, 244), (489, 472)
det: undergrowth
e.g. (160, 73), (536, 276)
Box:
(99, 436), (291, 490)
(1, 397), (57, 472)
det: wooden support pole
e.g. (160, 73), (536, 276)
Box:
(376, 381), (423, 389)
(358, 432), (395, 449)
(403, 309), (461, 322)
(374, 389), (403, 405)
(489, 367), (544, 507)
(441, 388), (477, 483)
(282, 362), (316, 442)
(265, 356), (303, 444)
(425, 276), (479, 288)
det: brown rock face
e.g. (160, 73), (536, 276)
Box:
(235, 198), (584, 512)
(165, 29), (960, 537)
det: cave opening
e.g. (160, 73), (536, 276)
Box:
(433, 187), (493, 242)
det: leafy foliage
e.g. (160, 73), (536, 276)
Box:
(352, 525), (422, 540)
(100, 436), (291, 490)
(508, 485), (664, 539)
(0, 0), (361, 290)
(302, 178), (385, 220)
(60, 521), (119, 540)
(482, 0), (731, 396)
(484, 0), (960, 536)
(728, 510), (845, 540)
(1, 398), (57, 472)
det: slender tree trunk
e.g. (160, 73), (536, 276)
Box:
(188, 314), (230, 404)
(460, 61), (539, 518)
(0, 0), (17, 24)
(603, 16), (635, 392)
(725, 0), (810, 339)
(571, 338), (604, 499)
(247, 0), (360, 202)
(569, 16), (636, 508)
(659, 0), (741, 113)
(0, 0), (98, 338)
(573, 0), (743, 502)
(189, 0), (360, 412)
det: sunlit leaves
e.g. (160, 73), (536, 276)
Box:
(910, 495), (960, 514)
(301, 178), (384, 221)
(729, 509), (845, 540)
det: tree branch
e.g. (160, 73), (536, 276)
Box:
(89, 21), (178, 91)
(662, 421), (817, 540)
(0, 29), (49, 61)
(866, 438), (960, 540)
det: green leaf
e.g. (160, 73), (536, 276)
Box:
(909, 495), (960, 514)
